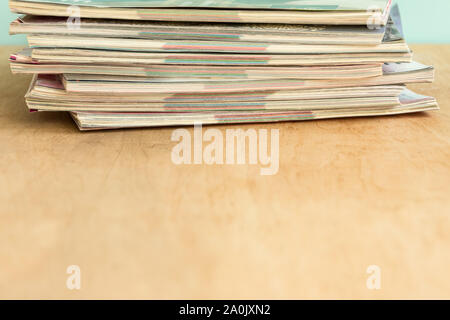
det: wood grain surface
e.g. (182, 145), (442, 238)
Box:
(0, 45), (449, 299)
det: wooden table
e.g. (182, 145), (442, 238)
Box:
(0, 45), (449, 299)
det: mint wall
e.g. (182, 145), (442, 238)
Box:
(395, 0), (450, 43)
(1, 0), (449, 45)
(1, 10), (26, 45)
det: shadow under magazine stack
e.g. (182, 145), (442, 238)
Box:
(9, 0), (438, 130)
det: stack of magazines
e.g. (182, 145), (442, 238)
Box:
(9, 0), (438, 130)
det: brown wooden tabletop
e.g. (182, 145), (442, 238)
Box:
(0, 45), (449, 299)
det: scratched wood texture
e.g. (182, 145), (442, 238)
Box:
(0, 45), (449, 299)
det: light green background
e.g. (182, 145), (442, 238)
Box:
(1, 0), (449, 45)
